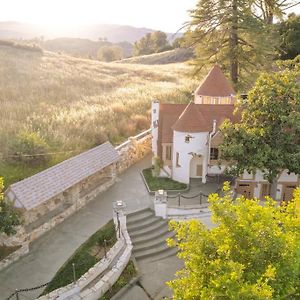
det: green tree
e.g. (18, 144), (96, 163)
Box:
(0, 178), (21, 235)
(219, 60), (300, 198)
(277, 13), (300, 60)
(185, 0), (277, 89)
(133, 31), (170, 56)
(168, 182), (300, 299)
(97, 45), (123, 62)
(253, 0), (299, 24)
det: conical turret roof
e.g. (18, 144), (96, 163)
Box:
(172, 102), (211, 132)
(195, 65), (235, 97)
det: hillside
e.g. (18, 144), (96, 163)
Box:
(120, 48), (194, 65)
(0, 22), (181, 43)
(0, 42), (196, 186)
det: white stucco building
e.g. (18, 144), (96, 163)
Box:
(151, 65), (299, 201)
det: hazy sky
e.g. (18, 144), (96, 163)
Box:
(0, 0), (197, 32)
(1, 0), (299, 32)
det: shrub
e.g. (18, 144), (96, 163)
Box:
(9, 131), (50, 166)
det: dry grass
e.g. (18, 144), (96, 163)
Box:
(119, 48), (194, 65)
(0, 45), (198, 185)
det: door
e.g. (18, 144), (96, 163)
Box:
(196, 165), (203, 177)
(236, 182), (254, 199)
(261, 183), (271, 200)
(282, 184), (297, 202)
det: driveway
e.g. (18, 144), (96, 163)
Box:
(0, 156), (153, 300)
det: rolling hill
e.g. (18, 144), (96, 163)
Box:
(119, 48), (194, 65)
(0, 41), (196, 186)
(0, 22), (181, 43)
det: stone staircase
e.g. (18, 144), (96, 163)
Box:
(127, 208), (177, 261)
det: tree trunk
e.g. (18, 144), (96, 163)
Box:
(230, 0), (239, 87)
(270, 176), (278, 200)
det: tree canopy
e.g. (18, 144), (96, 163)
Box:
(0, 178), (21, 235)
(219, 58), (300, 197)
(277, 13), (300, 60)
(133, 31), (171, 56)
(97, 45), (123, 62)
(168, 182), (300, 299)
(184, 0), (299, 90)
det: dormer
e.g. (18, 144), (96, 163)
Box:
(194, 65), (236, 105)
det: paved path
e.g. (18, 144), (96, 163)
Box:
(0, 156), (153, 300)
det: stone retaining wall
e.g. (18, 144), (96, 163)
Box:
(38, 202), (131, 300)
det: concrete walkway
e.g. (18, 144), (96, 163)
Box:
(0, 156), (153, 300)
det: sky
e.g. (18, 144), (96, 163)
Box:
(0, 0), (198, 33)
(0, 0), (299, 33)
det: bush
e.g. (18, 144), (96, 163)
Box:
(9, 131), (50, 166)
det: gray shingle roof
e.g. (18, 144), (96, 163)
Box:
(8, 142), (120, 210)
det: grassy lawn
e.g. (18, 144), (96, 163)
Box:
(142, 168), (187, 191)
(99, 260), (137, 300)
(0, 245), (21, 260)
(42, 220), (116, 295)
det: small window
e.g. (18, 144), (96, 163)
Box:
(176, 152), (180, 167)
(210, 148), (219, 160)
(165, 145), (172, 161)
(185, 134), (193, 143)
(153, 108), (156, 113)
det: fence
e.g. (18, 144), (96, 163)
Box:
(167, 191), (210, 206)
(5, 282), (50, 300)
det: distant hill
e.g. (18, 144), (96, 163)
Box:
(0, 22), (181, 44)
(119, 48), (194, 65)
(42, 38), (133, 58)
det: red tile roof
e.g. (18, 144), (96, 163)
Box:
(172, 102), (211, 132)
(158, 103), (237, 150)
(195, 65), (236, 97)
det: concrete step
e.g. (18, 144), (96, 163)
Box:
(132, 225), (172, 245)
(129, 220), (168, 239)
(168, 212), (211, 220)
(134, 243), (177, 260)
(132, 230), (175, 249)
(127, 215), (162, 232)
(126, 208), (154, 225)
(133, 232), (175, 252)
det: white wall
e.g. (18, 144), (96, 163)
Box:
(172, 131), (209, 184)
(151, 101), (160, 158)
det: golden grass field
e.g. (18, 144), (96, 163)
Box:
(0, 44), (197, 186)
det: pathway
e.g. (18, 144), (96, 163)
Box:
(0, 156), (153, 300)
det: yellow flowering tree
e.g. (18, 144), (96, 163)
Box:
(167, 183), (300, 299)
(0, 177), (21, 235)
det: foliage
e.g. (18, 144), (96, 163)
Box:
(0, 178), (21, 235)
(134, 31), (171, 56)
(43, 220), (116, 294)
(184, 0), (276, 89)
(152, 156), (163, 177)
(167, 182), (300, 299)
(220, 62), (300, 196)
(100, 260), (137, 300)
(9, 131), (50, 166)
(142, 168), (187, 191)
(97, 45), (123, 62)
(277, 13), (300, 60)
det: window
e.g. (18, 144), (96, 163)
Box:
(210, 148), (219, 160)
(176, 152), (180, 167)
(165, 145), (172, 161)
(185, 134), (194, 143)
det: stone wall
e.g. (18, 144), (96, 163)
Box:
(116, 133), (152, 175)
(0, 130), (151, 271)
(38, 202), (131, 300)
